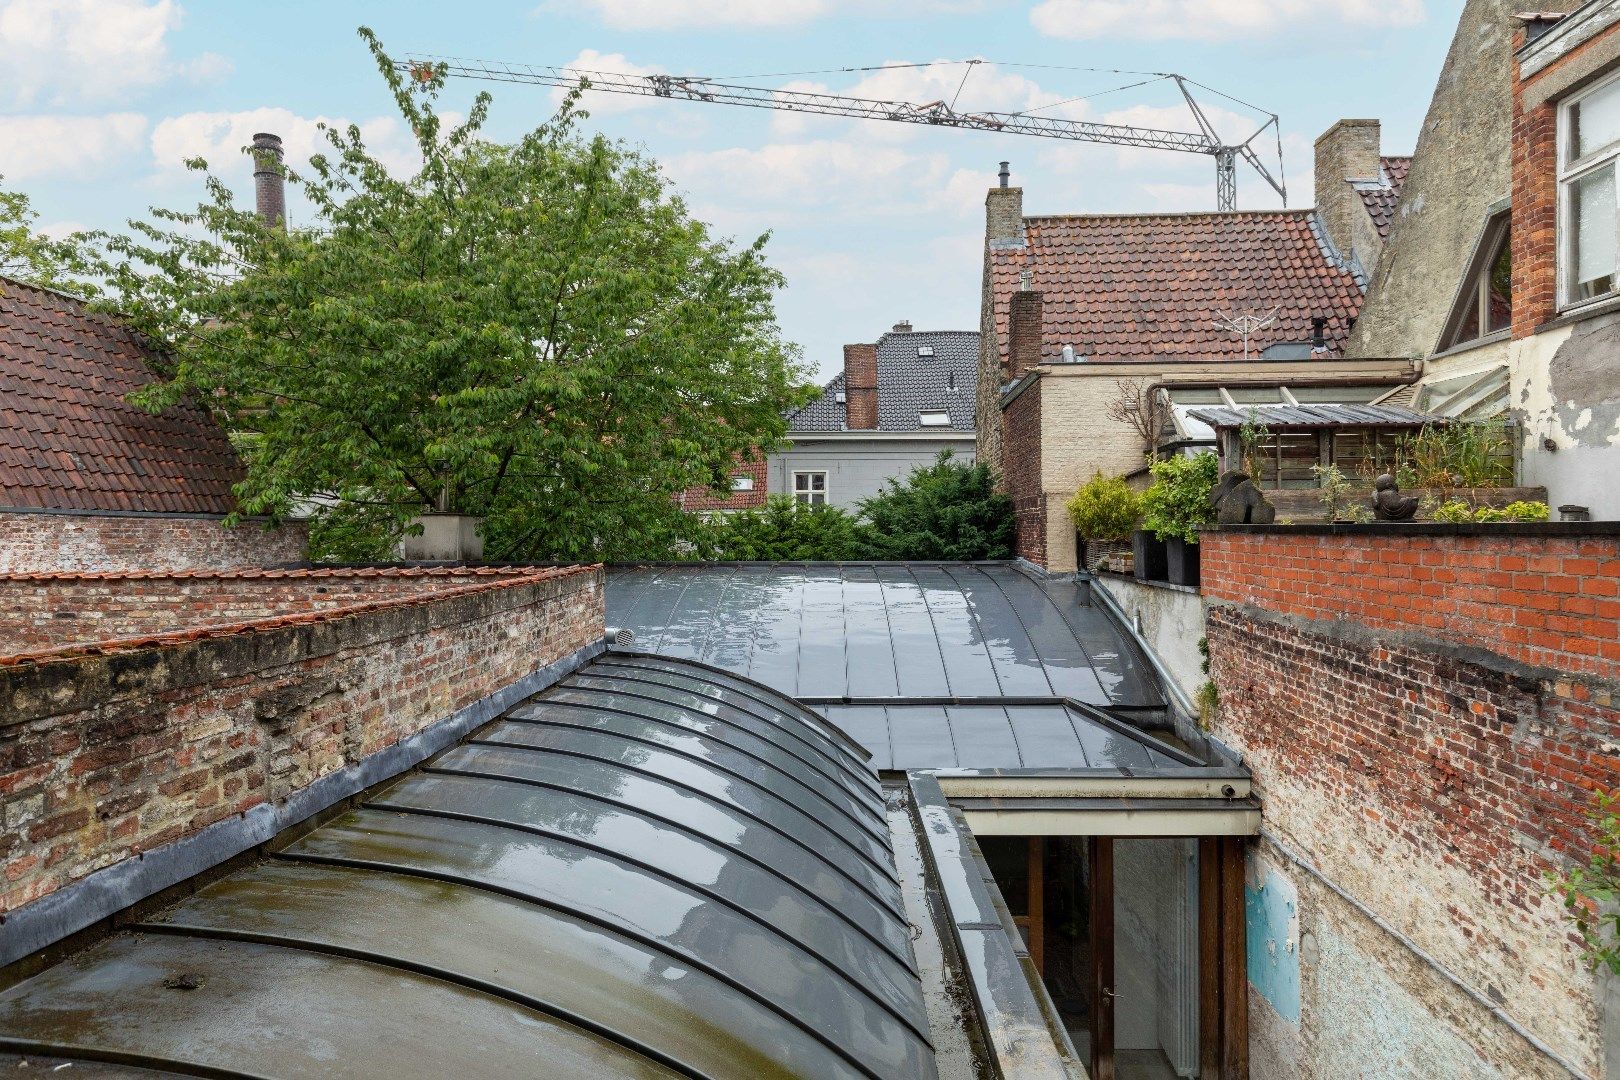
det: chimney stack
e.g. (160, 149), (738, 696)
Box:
(986, 163), (1023, 249)
(252, 132), (286, 230)
(843, 343), (878, 430)
(1008, 289), (1044, 381)
(1313, 119), (1380, 268)
(893, 319), (913, 333)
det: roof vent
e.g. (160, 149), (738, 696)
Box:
(1061, 344), (1075, 363)
(917, 345), (935, 357)
(1311, 316), (1329, 353)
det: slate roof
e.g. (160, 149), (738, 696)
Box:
(1356, 155), (1412, 240)
(0, 275), (244, 513)
(988, 210), (1365, 365)
(788, 330), (978, 433)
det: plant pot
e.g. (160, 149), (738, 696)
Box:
(1165, 536), (1201, 587)
(1132, 530), (1168, 582)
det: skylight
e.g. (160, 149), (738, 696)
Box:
(917, 345), (935, 357)
(920, 410), (950, 426)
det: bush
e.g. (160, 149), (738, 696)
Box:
(1433, 498), (1551, 524)
(857, 451), (1015, 560)
(1140, 452), (1219, 545)
(1431, 499), (1476, 523)
(1066, 472), (1142, 541)
(1312, 464), (1372, 523)
(702, 496), (868, 560)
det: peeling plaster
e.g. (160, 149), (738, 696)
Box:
(1547, 313), (1620, 447)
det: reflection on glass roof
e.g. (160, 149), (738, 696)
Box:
(0, 658), (937, 1080)
(605, 563), (1164, 708)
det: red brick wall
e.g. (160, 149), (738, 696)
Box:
(0, 567), (547, 656)
(844, 342), (878, 430)
(1203, 527), (1619, 1069)
(1003, 378), (1045, 566)
(0, 511), (307, 573)
(1008, 290), (1043, 381)
(677, 453), (767, 513)
(1512, 28), (1560, 338)
(0, 565), (601, 916)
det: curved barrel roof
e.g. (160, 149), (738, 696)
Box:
(0, 656), (937, 1080)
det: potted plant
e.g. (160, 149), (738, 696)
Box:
(1065, 471), (1142, 574)
(1140, 451), (1218, 586)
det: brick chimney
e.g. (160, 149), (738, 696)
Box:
(1008, 288), (1044, 380)
(986, 161), (1024, 249)
(252, 132), (286, 229)
(843, 342), (878, 430)
(1314, 119), (1381, 266)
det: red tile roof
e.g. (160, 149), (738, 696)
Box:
(989, 210), (1365, 364)
(0, 276), (246, 514)
(1357, 156), (1412, 240)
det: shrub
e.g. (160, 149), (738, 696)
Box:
(857, 451), (1015, 560)
(1066, 472), (1142, 541)
(1312, 464), (1372, 523)
(1431, 499), (1475, 523)
(702, 496), (868, 560)
(1499, 500), (1551, 522)
(1433, 499), (1551, 524)
(1548, 790), (1620, 976)
(1140, 452), (1219, 545)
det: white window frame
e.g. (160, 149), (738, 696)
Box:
(730, 475), (755, 492)
(1558, 71), (1620, 310)
(919, 410), (951, 427)
(792, 470), (828, 506)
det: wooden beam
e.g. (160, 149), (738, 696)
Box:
(1199, 837), (1221, 1080)
(1027, 836), (1046, 976)
(1219, 836), (1250, 1079)
(1090, 837), (1116, 1080)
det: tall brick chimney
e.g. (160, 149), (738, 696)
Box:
(843, 342), (878, 430)
(252, 132), (286, 230)
(986, 162), (1024, 249)
(1008, 288), (1044, 380)
(1314, 119), (1380, 266)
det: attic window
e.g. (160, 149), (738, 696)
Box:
(731, 476), (755, 491)
(1438, 210), (1511, 350)
(917, 345), (936, 357)
(919, 410), (950, 427)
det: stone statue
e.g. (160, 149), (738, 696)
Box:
(1210, 469), (1276, 525)
(1372, 473), (1419, 521)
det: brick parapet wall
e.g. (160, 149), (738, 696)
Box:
(1003, 377), (1045, 566)
(0, 510), (307, 573)
(0, 565), (602, 917)
(0, 566), (551, 659)
(1202, 527), (1619, 1072)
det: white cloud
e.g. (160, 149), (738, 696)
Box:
(0, 0), (227, 107)
(150, 107), (425, 184)
(0, 113), (148, 180)
(548, 0), (988, 30)
(550, 49), (666, 116)
(1030, 0), (1424, 42)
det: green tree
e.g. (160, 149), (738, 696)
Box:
(703, 496), (868, 560)
(1140, 451), (1219, 544)
(1, 176), (97, 294)
(96, 28), (812, 561)
(857, 451), (1014, 560)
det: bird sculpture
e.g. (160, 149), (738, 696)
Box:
(1372, 473), (1418, 521)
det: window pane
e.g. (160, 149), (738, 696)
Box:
(1487, 233), (1512, 332)
(811, 474), (825, 491)
(1571, 164), (1618, 301)
(1574, 80), (1620, 161)
(1452, 283), (1480, 345)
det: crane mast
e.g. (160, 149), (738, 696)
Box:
(402, 56), (1285, 211)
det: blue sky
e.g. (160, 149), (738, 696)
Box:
(2, 0), (1461, 380)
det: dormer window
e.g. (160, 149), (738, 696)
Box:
(919, 410), (950, 427)
(1438, 209), (1511, 351)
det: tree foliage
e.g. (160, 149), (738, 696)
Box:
(1549, 789), (1620, 976)
(702, 495), (866, 561)
(857, 451), (1014, 561)
(0, 176), (97, 294)
(96, 28), (812, 561)
(1140, 451), (1218, 545)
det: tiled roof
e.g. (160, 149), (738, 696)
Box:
(788, 330), (979, 432)
(0, 276), (245, 514)
(988, 211), (1364, 365)
(1357, 155), (1412, 240)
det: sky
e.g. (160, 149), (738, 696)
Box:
(1, 0), (1463, 381)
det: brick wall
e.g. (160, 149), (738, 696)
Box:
(0, 511), (307, 573)
(1512, 28), (1560, 339)
(0, 564), (602, 917)
(1203, 525), (1619, 1074)
(0, 567), (547, 656)
(677, 453), (767, 513)
(1003, 377), (1044, 566)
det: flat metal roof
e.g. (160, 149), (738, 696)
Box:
(606, 563), (1165, 709)
(0, 657), (937, 1080)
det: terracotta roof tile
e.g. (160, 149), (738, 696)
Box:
(988, 210), (1364, 364)
(1356, 155), (1412, 240)
(0, 275), (245, 514)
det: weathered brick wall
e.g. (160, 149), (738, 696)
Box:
(0, 565), (601, 916)
(1512, 27), (1561, 339)
(1003, 377), (1044, 566)
(1203, 526), (1619, 1076)
(0, 511), (307, 573)
(0, 567), (546, 655)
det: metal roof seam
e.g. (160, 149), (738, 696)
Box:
(0, 1036), (268, 1079)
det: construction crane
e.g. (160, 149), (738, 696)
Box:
(401, 55), (1286, 211)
